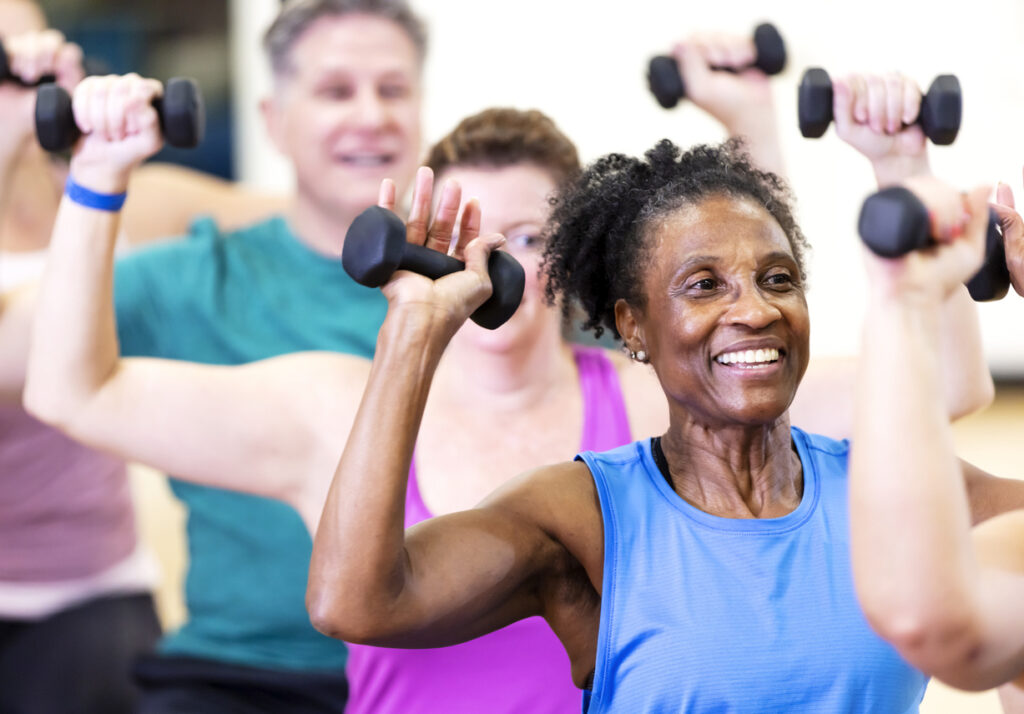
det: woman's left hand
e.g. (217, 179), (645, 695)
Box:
(989, 172), (1024, 297)
(862, 177), (989, 304)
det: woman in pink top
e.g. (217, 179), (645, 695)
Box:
(22, 71), (998, 714)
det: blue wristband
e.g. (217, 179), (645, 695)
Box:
(64, 176), (127, 212)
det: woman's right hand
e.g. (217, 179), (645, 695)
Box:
(375, 167), (506, 340)
(67, 73), (165, 194)
(0, 29), (83, 156)
(862, 176), (989, 305)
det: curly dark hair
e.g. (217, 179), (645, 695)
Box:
(541, 138), (810, 340)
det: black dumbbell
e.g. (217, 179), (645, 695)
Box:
(34, 77), (205, 153)
(799, 68), (962, 146)
(647, 23), (786, 110)
(0, 38), (55, 87)
(342, 205), (526, 329)
(858, 186), (1010, 301)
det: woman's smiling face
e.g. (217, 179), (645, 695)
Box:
(619, 193), (810, 428)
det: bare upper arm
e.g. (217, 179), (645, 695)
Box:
(57, 349), (369, 530)
(369, 460), (603, 648)
(0, 281), (37, 403)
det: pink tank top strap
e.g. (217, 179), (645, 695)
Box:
(572, 345), (632, 452)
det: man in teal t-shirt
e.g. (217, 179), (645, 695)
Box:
(111, 2), (426, 711)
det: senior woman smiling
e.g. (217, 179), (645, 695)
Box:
(307, 139), (985, 712)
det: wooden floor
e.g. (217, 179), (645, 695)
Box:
(131, 385), (1024, 712)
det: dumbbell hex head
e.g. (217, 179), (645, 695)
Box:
(919, 75), (961, 146)
(798, 67), (833, 139)
(159, 77), (205, 148)
(343, 205), (526, 329)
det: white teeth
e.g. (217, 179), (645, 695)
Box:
(716, 348), (780, 366)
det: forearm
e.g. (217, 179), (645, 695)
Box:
(851, 296), (980, 663)
(308, 307), (448, 639)
(872, 152), (932, 189)
(938, 285), (995, 419)
(726, 113), (784, 178)
(23, 197), (120, 426)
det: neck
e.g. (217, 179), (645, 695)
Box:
(660, 413), (801, 518)
(432, 320), (574, 413)
(285, 191), (363, 257)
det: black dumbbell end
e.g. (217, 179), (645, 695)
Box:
(0, 38), (9, 82)
(472, 250), (525, 330)
(159, 77), (205, 148)
(858, 186), (932, 258)
(966, 212), (1011, 301)
(752, 23), (786, 75)
(798, 67), (833, 139)
(647, 55), (683, 109)
(342, 205), (408, 287)
(35, 83), (78, 152)
(919, 74), (961, 146)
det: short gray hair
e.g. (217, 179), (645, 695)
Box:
(264, 0), (428, 77)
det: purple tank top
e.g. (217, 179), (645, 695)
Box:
(344, 346), (632, 714)
(0, 405), (136, 581)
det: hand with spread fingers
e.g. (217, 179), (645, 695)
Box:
(374, 167), (505, 340)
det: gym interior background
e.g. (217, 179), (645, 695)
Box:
(36, 1), (1024, 712)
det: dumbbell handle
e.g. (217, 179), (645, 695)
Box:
(35, 78), (204, 153)
(858, 186), (1010, 301)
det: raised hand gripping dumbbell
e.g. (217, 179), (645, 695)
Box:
(799, 69), (962, 145)
(858, 186), (1010, 301)
(0, 37), (55, 87)
(647, 23), (786, 109)
(342, 205), (526, 329)
(34, 77), (205, 152)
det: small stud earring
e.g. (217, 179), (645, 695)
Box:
(636, 350), (648, 362)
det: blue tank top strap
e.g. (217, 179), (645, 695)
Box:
(572, 345), (631, 452)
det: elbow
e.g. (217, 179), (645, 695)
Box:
(865, 603), (986, 684)
(22, 379), (74, 431)
(306, 586), (388, 644)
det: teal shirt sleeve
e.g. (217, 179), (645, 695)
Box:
(113, 218), (219, 357)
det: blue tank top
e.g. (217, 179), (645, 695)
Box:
(577, 427), (927, 713)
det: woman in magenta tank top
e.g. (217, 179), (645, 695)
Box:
(344, 347), (630, 714)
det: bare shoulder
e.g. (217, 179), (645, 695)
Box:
(605, 348), (668, 438)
